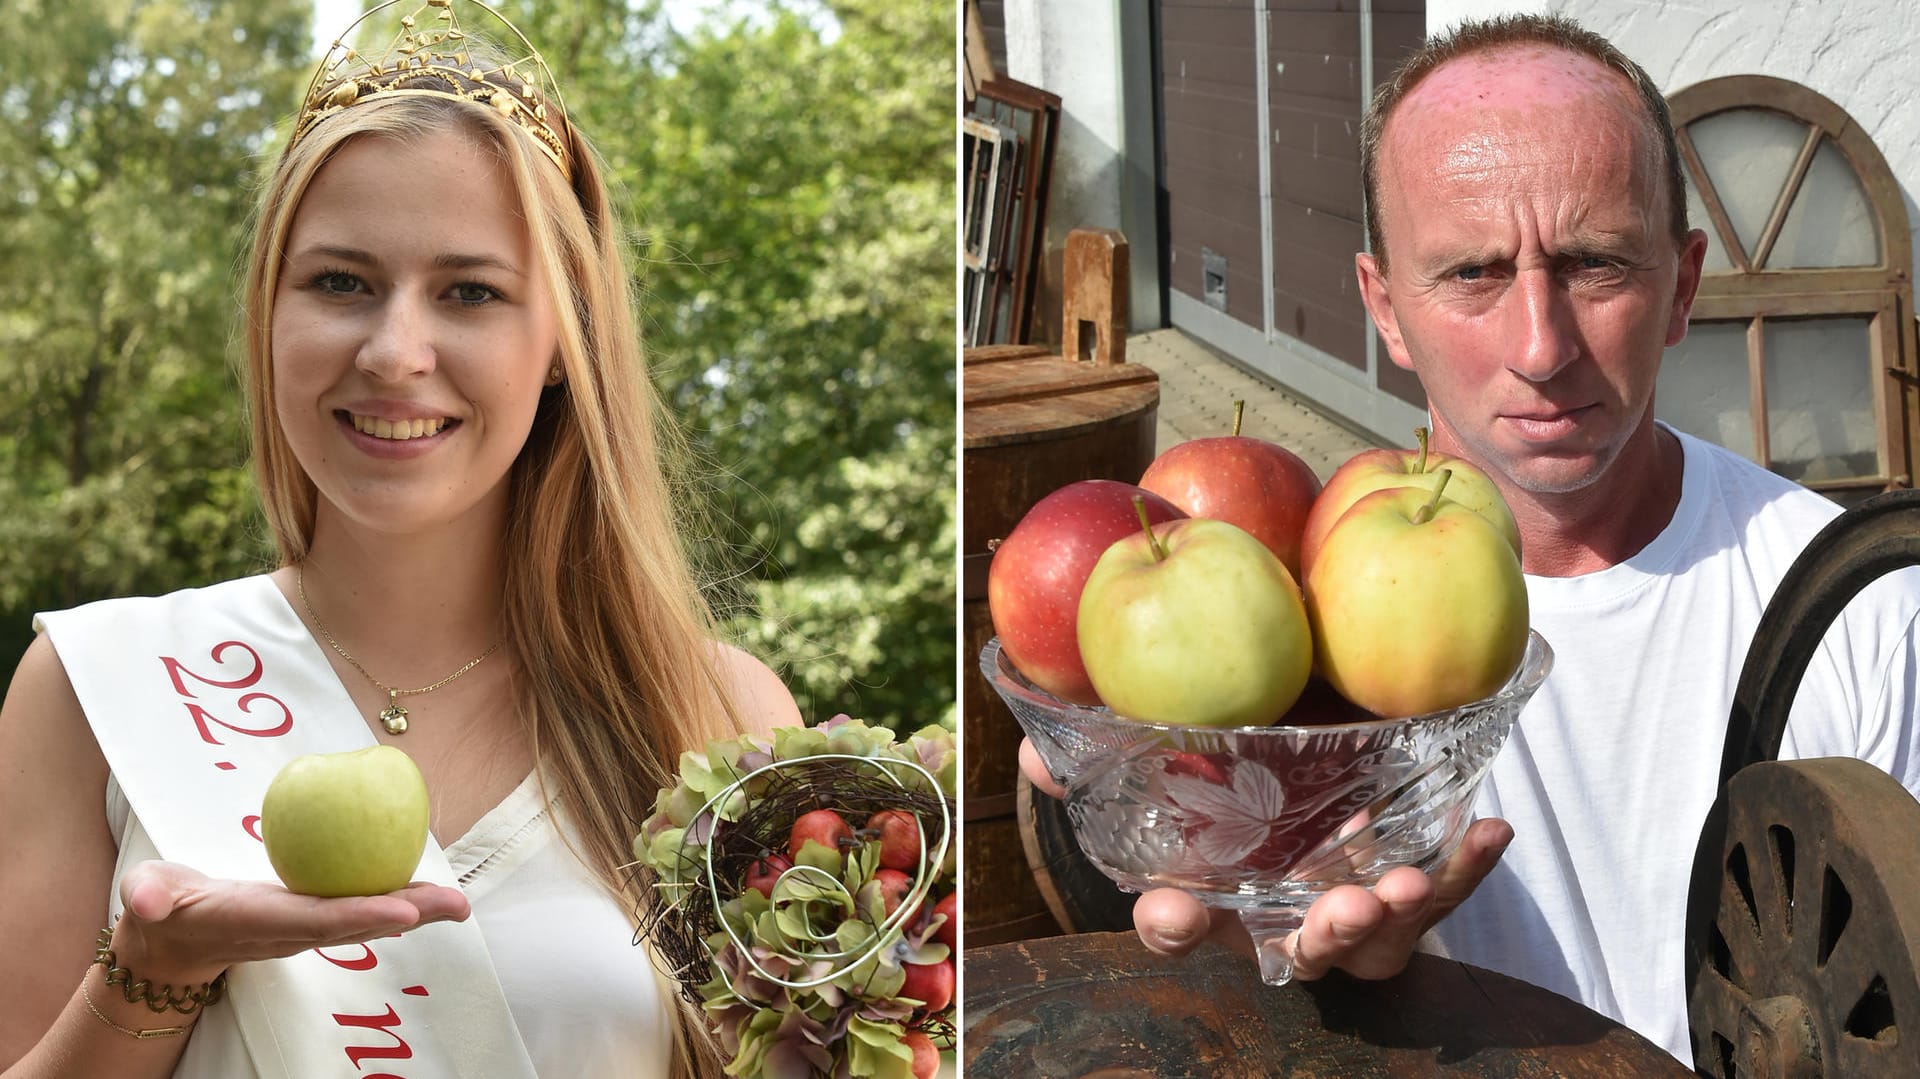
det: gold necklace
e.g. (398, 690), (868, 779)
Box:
(296, 565), (501, 735)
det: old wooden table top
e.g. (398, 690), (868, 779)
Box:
(964, 932), (1695, 1078)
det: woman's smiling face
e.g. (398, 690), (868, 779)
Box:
(271, 129), (559, 538)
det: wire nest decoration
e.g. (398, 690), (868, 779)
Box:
(636, 753), (953, 1003)
(628, 717), (958, 1078)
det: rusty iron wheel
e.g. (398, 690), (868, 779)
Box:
(1685, 758), (1920, 1078)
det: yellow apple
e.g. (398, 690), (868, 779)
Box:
(1077, 511), (1313, 727)
(261, 745), (431, 897)
(1300, 428), (1520, 578)
(1305, 473), (1529, 717)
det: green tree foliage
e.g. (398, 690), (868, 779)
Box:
(466, 0), (957, 731)
(0, 1), (957, 734)
(0, 0), (310, 665)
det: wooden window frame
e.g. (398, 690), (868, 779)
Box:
(1669, 75), (1920, 495)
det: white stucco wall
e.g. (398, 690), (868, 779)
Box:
(1002, 0), (1160, 333)
(1429, 0), (1920, 272)
(1005, 0), (1125, 237)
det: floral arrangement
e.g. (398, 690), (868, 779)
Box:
(634, 714), (957, 1079)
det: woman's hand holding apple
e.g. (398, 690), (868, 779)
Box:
(100, 747), (469, 987)
(107, 859), (470, 990)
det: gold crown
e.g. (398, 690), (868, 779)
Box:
(292, 0), (572, 179)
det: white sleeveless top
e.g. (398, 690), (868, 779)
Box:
(105, 771), (677, 1077)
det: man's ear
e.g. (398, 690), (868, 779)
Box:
(1665, 228), (1709, 347)
(1356, 252), (1415, 371)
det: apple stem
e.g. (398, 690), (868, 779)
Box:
(1412, 468), (1452, 525)
(1133, 496), (1167, 562)
(1232, 399), (1246, 437)
(1415, 426), (1430, 473)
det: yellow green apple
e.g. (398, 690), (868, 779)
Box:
(1305, 472), (1529, 717)
(1077, 509), (1313, 727)
(261, 745), (431, 897)
(1300, 428), (1520, 578)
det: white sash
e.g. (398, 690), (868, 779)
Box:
(37, 575), (540, 1079)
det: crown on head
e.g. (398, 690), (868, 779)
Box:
(292, 0), (573, 179)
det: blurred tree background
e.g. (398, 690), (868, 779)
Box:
(0, 0), (956, 732)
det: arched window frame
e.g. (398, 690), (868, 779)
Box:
(1667, 74), (1920, 497)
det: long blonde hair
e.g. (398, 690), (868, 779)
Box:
(241, 87), (738, 1078)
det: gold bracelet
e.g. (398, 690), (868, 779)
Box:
(92, 926), (227, 1016)
(82, 979), (189, 1039)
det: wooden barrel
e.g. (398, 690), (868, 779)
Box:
(965, 933), (1698, 1077)
(1017, 773), (1136, 935)
(961, 336), (1159, 946)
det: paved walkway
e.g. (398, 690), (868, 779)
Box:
(1129, 327), (1382, 481)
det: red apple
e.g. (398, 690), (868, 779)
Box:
(900, 957), (956, 1013)
(1163, 751), (1230, 784)
(987, 480), (1187, 703)
(1138, 401), (1322, 578)
(741, 853), (792, 899)
(1300, 428), (1520, 579)
(788, 809), (852, 860)
(1305, 472), (1529, 717)
(873, 867), (923, 924)
(1078, 512), (1313, 727)
(903, 1030), (940, 1079)
(1278, 677), (1379, 726)
(929, 891), (958, 950)
(866, 809), (922, 871)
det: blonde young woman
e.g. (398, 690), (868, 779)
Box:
(0, 7), (795, 1078)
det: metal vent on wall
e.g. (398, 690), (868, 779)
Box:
(1202, 247), (1227, 312)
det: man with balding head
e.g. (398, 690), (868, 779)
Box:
(1358, 17), (1698, 570)
(1024, 14), (1920, 1065)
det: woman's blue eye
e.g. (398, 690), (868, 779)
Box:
(312, 270), (361, 294)
(453, 283), (499, 305)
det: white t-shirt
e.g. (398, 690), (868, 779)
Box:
(105, 772), (676, 1078)
(1430, 427), (1920, 1064)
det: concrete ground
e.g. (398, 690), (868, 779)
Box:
(1128, 327), (1383, 481)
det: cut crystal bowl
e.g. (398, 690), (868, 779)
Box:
(981, 631), (1552, 984)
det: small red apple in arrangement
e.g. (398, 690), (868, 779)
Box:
(741, 853), (793, 899)
(869, 867), (924, 924)
(928, 891), (958, 951)
(902, 1029), (940, 1079)
(866, 808), (923, 870)
(899, 955), (956, 1014)
(789, 807), (855, 860)
(988, 415), (1534, 726)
